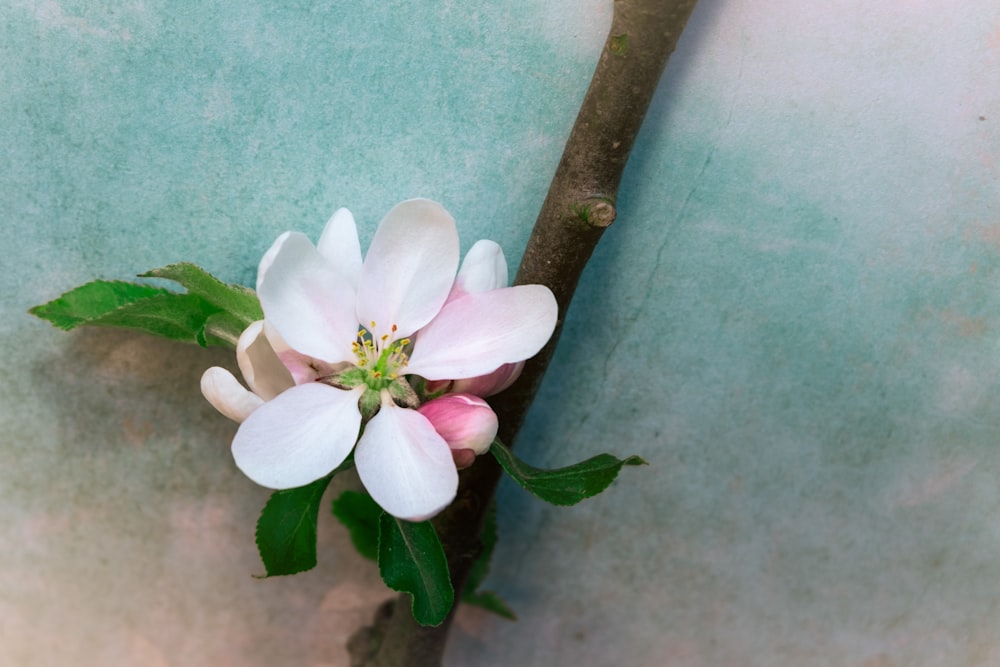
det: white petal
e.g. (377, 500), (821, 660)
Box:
(236, 321), (295, 399)
(317, 208), (364, 291)
(455, 240), (507, 294)
(258, 232), (359, 364)
(356, 199), (459, 340)
(261, 320), (321, 385)
(232, 383), (364, 489)
(201, 367), (264, 423)
(406, 285), (558, 380)
(355, 395), (458, 521)
(256, 232), (290, 293)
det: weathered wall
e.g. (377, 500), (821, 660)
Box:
(3, 1), (1000, 665)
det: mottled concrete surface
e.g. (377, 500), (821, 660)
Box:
(4, 0), (1000, 665)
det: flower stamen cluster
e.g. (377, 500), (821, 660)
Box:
(351, 322), (411, 384)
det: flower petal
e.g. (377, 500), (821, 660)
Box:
(317, 208), (363, 291)
(256, 232), (289, 293)
(406, 285), (558, 380)
(450, 361), (524, 397)
(454, 240), (507, 295)
(356, 199), (459, 340)
(258, 232), (359, 364)
(231, 383), (363, 489)
(262, 320), (323, 386)
(236, 321), (295, 399)
(200, 367), (264, 423)
(355, 394), (458, 521)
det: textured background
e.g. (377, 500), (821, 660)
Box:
(4, 0), (1000, 665)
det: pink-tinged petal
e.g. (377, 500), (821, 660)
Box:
(317, 208), (363, 291)
(355, 393), (458, 521)
(455, 240), (507, 294)
(232, 383), (364, 489)
(200, 367), (263, 423)
(261, 320), (321, 386)
(417, 393), (497, 455)
(357, 199), (459, 340)
(450, 361), (524, 397)
(236, 321), (295, 399)
(258, 232), (359, 364)
(405, 285), (557, 380)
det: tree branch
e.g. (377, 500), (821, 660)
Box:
(352, 1), (700, 665)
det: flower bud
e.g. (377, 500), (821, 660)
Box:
(417, 393), (498, 456)
(450, 448), (477, 470)
(200, 367), (263, 423)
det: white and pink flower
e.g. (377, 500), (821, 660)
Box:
(201, 199), (556, 521)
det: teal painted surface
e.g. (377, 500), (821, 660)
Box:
(4, 0), (1000, 665)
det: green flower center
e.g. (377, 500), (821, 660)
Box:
(319, 321), (419, 420)
(352, 322), (411, 391)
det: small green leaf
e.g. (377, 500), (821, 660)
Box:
(332, 490), (381, 562)
(31, 264), (262, 349)
(490, 439), (646, 506)
(29, 280), (172, 330)
(461, 502), (516, 620)
(609, 33), (629, 57)
(141, 263), (262, 325)
(377, 514), (454, 626)
(89, 293), (222, 344)
(30, 279), (223, 345)
(255, 475), (333, 577)
(463, 590), (517, 621)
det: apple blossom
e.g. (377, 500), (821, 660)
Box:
(201, 199), (557, 521)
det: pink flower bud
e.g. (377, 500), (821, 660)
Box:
(418, 393), (498, 456)
(450, 448), (477, 470)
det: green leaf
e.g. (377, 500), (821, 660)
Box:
(331, 490), (381, 562)
(463, 590), (517, 621)
(30, 279), (223, 345)
(29, 280), (173, 330)
(377, 514), (454, 626)
(90, 293), (223, 343)
(255, 475), (333, 577)
(461, 502), (516, 620)
(490, 439), (647, 506)
(30, 264), (262, 349)
(141, 263), (262, 325)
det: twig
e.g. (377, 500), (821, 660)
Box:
(351, 1), (701, 664)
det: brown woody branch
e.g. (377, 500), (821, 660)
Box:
(353, 1), (700, 665)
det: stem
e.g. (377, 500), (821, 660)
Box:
(352, 1), (700, 664)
